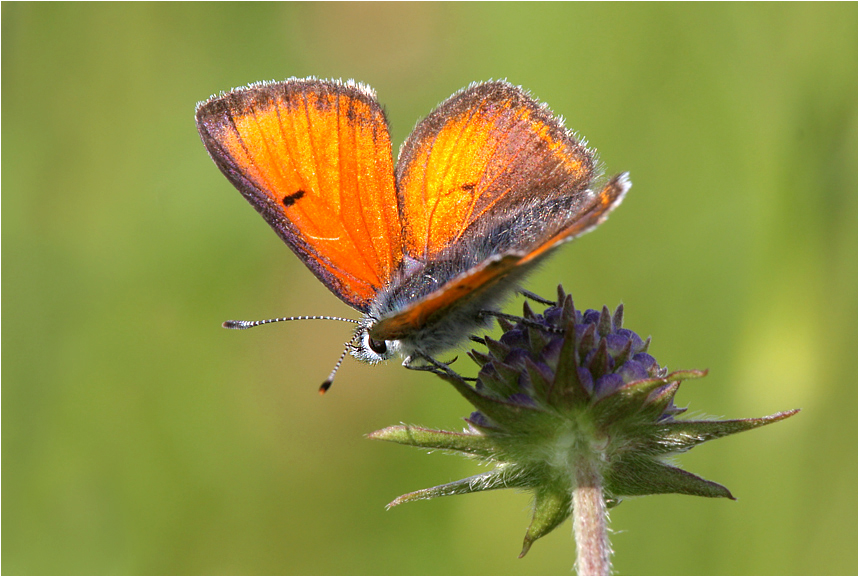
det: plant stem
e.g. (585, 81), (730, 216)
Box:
(573, 458), (611, 575)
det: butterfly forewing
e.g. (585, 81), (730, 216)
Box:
(196, 79), (403, 311)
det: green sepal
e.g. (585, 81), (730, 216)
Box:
(637, 409), (801, 455)
(597, 305), (613, 337)
(527, 324), (551, 354)
(367, 425), (497, 459)
(524, 357), (553, 401)
(553, 305), (589, 408)
(588, 337), (611, 377)
(612, 303), (624, 330)
(492, 360), (528, 395)
(638, 382), (681, 422)
(386, 465), (532, 508)
(613, 333), (635, 366)
(468, 349), (492, 367)
(577, 322), (598, 358)
(591, 377), (670, 423)
(484, 336), (511, 360)
(522, 300), (536, 319)
(605, 456), (734, 499)
(520, 486), (573, 558)
(496, 317), (515, 333)
(432, 368), (553, 435)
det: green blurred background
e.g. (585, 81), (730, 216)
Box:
(4, 3), (856, 574)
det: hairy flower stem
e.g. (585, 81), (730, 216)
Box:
(573, 458), (611, 576)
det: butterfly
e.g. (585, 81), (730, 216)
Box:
(195, 78), (630, 391)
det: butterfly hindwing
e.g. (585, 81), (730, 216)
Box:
(394, 81), (597, 262)
(519, 172), (631, 265)
(370, 174), (630, 343)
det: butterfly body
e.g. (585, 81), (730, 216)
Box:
(358, 252), (530, 364)
(196, 78), (629, 371)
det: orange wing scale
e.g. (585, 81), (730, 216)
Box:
(197, 81), (402, 311)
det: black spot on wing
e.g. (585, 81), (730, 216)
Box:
(282, 190), (306, 207)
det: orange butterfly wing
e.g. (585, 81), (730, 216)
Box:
(370, 175), (629, 341)
(394, 81), (595, 261)
(196, 79), (402, 312)
(370, 82), (629, 342)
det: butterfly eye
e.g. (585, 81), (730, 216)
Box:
(368, 338), (387, 355)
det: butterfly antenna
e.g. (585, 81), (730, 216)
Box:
(319, 334), (359, 394)
(223, 315), (362, 395)
(223, 315), (360, 329)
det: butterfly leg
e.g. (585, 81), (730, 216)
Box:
(519, 284), (571, 306)
(478, 310), (564, 335)
(518, 289), (555, 306)
(403, 351), (456, 374)
(403, 351), (463, 378)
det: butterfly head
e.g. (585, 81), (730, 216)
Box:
(348, 318), (403, 365)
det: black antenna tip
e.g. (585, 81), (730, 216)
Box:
(319, 381), (332, 395)
(223, 320), (252, 329)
